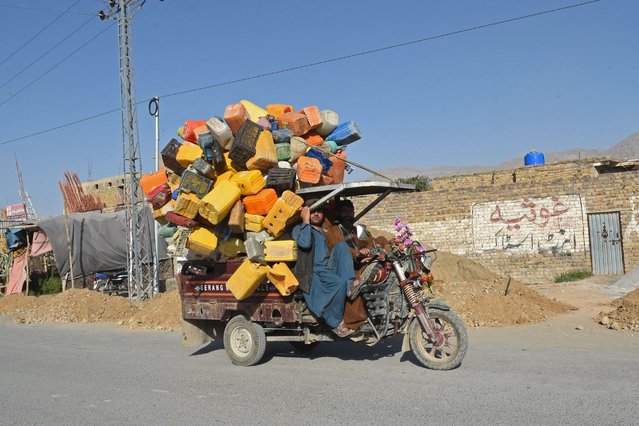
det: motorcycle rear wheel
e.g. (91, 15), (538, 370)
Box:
(408, 309), (467, 370)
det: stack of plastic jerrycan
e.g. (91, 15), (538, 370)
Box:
(229, 120), (262, 170)
(299, 106), (322, 130)
(198, 179), (241, 225)
(272, 129), (293, 144)
(326, 121), (361, 145)
(239, 100), (269, 122)
(174, 192), (201, 219)
(327, 149), (347, 184)
(277, 112), (311, 136)
(316, 110), (339, 137)
(227, 200), (245, 234)
(178, 169), (213, 199)
(161, 138), (186, 175)
(166, 211), (198, 228)
(243, 188), (278, 215)
(214, 170), (235, 188)
(264, 240), (297, 262)
(181, 120), (207, 143)
(246, 131), (277, 171)
(274, 143), (291, 161)
(289, 137), (308, 162)
(226, 259), (269, 300)
(190, 158), (216, 180)
(266, 263), (299, 296)
(218, 237), (245, 258)
(263, 190), (303, 237)
(266, 104), (294, 119)
(147, 183), (171, 209)
(244, 213), (265, 232)
(230, 170), (265, 195)
(305, 133), (324, 147)
(266, 167), (296, 195)
(153, 201), (175, 222)
(196, 130), (225, 172)
(176, 143), (203, 168)
(140, 170), (168, 196)
(205, 116), (234, 150)
(296, 156), (322, 184)
(187, 227), (218, 256)
(244, 234), (266, 264)
(257, 117), (271, 130)
(305, 147), (333, 174)
(224, 103), (249, 134)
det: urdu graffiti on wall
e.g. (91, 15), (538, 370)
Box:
(472, 195), (587, 255)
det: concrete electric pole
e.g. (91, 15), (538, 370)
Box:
(99, 0), (157, 301)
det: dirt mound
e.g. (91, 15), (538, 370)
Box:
(431, 252), (572, 326)
(0, 289), (138, 324)
(125, 291), (181, 331)
(0, 289), (180, 330)
(595, 288), (639, 331)
(0, 251), (571, 330)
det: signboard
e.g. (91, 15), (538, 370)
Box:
(5, 204), (27, 221)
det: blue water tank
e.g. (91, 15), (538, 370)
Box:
(524, 151), (545, 166)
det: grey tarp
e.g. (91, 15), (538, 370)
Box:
(37, 208), (168, 278)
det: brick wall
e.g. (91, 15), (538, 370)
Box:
(357, 160), (639, 284)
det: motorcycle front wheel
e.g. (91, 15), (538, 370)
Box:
(408, 309), (468, 370)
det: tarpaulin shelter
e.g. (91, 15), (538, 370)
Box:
(37, 208), (168, 279)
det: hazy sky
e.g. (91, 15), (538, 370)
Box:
(1, 0), (637, 217)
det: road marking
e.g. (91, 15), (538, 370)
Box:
(152, 389), (170, 394)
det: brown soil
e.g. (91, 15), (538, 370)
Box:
(595, 288), (639, 332)
(431, 252), (572, 327)
(0, 251), (575, 330)
(0, 288), (180, 331)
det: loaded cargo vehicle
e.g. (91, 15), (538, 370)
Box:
(146, 100), (468, 369)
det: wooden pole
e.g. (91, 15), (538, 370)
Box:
(25, 235), (30, 295)
(63, 206), (75, 289)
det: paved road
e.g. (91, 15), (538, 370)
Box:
(0, 314), (637, 426)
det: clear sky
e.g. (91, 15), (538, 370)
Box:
(0, 0), (637, 218)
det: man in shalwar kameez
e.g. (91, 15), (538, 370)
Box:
(292, 201), (360, 337)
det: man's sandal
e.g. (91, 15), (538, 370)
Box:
(332, 322), (356, 338)
(347, 279), (362, 301)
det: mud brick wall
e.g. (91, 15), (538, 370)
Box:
(357, 161), (639, 284)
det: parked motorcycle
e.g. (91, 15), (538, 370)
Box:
(92, 271), (128, 296)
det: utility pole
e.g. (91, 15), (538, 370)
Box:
(99, 0), (156, 301)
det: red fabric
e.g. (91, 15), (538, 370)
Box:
(30, 231), (53, 257)
(7, 253), (27, 295)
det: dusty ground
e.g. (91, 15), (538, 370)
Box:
(0, 252), (636, 332)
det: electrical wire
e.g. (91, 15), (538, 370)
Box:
(0, 4), (95, 16)
(0, 0), (604, 146)
(0, 15), (96, 90)
(0, 22), (116, 107)
(0, 0), (84, 68)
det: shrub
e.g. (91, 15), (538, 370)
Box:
(28, 274), (63, 295)
(554, 270), (593, 283)
(394, 175), (432, 191)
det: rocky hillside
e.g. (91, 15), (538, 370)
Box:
(378, 132), (639, 179)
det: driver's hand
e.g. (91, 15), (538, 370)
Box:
(300, 206), (310, 224)
(358, 248), (371, 257)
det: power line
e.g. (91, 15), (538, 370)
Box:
(0, 0), (604, 146)
(0, 15), (96, 90)
(0, 22), (116, 107)
(0, 4), (95, 16)
(0, 0), (84, 68)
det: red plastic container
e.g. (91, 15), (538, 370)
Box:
(277, 112), (310, 136)
(299, 106), (322, 130)
(147, 183), (172, 209)
(224, 103), (249, 134)
(243, 188), (278, 215)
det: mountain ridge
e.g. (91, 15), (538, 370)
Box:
(376, 132), (639, 179)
